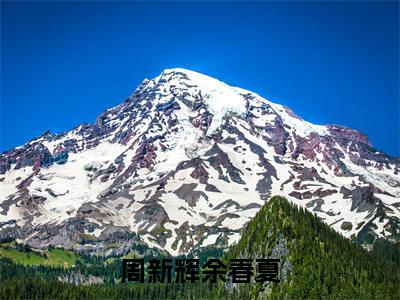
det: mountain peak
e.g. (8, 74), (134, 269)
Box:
(160, 67), (213, 79)
(157, 67), (229, 89)
(0, 69), (399, 256)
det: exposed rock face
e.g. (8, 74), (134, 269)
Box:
(1, 68), (399, 255)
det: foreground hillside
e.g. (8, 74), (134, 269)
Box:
(0, 196), (399, 299)
(225, 196), (400, 299)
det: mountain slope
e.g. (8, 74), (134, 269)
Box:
(0, 68), (399, 255)
(0, 196), (399, 299)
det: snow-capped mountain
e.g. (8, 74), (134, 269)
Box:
(1, 68), (399, 255)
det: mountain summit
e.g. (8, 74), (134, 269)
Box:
(1, 68), (399, 255)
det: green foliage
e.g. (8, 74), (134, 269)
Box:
(0, 278), (233, 300)
(371, 238), (400, 267)
(0, 245), (77, 267)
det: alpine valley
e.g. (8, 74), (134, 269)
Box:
(1, 68), (399, 257)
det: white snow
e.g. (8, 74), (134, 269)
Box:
(202, 234), (219, 247)
(1, 67), (398, 256)
(161, 69), (247, 135)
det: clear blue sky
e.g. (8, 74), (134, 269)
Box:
(1, 1), (399, 156)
